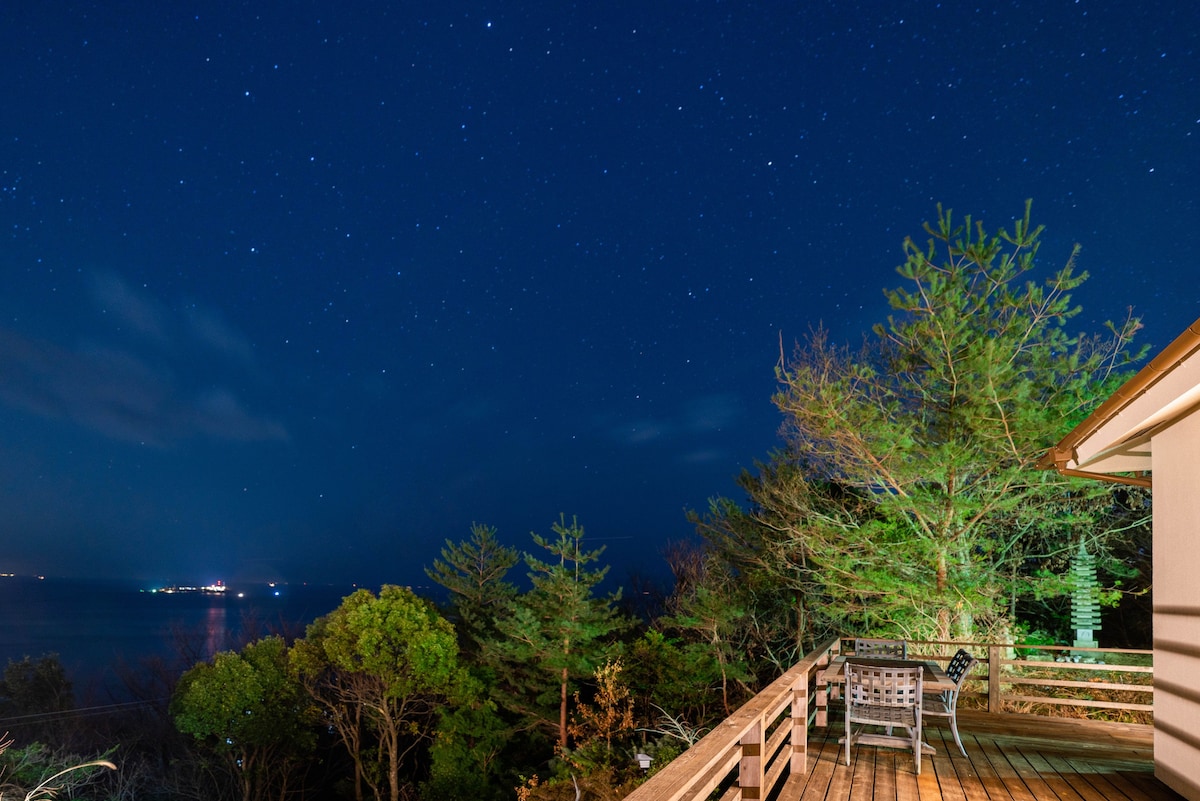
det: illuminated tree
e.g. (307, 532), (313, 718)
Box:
(290, 585), (468, 801)
(696, 201), (1146, 644)
(566, 657), (636, 771)
(487, 516), (630, 752)
(426, 522), (519, 655)
(172, 636), (315, 801)
(659, 571), (754, 715)
(421, 524), (523, 800)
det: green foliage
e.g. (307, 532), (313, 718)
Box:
(0, 655), (75, 747)
(487, 515), (632, 753)
(694, 201), (1146, 645)
(676, 500), (808, 672)
(0, 655), (73, 719)
(658, 581), (754, 716)
(622, 629), (720, 727)
(171, 635), (315, 801)
(421, 697), (510, 801)
(291, 584), (470, 801)
(426, 522), (520, 655)
(0, 738), (115, 801)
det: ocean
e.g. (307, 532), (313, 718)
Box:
(0, 575), (359, 697)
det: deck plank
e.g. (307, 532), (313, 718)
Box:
(847, 733), (877, 801)
(872, 749), (899, 801)
(954, 727), (1017, 800)
(920, 727), (969, 801)
(1011, 741), (1089, 801)
(793, 733), (839, 801)
(982, 728), (1062, 801)
(775, 712), (1181, 801)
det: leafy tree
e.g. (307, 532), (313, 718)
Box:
(658, 572), (754, 716)
(421, 696), (510, 801)
(171, 635), (316, 801)
(697, 201), (1145, 644)
(649, 530), (800, 715)
(0, 654), (73, 718)
(488, 516), (631, 753)
(565, 657), (636, 771)
(290, 585), (469, 801)
(426, 522), (520, 655)
(623, 630), (713, 728)
(0, 655), (74, 744)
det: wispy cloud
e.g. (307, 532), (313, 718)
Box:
(617, 420), (668, 444)
(679, 448), (728, 465)
(192, 387), (288, 442)
(682, 393), (741, 433)
(185, 305), (257, 366)
(0, 273), (287, 445)
(90, 272), (170, 345)
(606, 393), (742, 450)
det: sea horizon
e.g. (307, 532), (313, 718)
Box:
(0, 574), (366, 699)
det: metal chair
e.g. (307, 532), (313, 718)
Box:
(843, 661), (924, 774)
(922, 648), (977, 756)
(854, 638), (907, 659)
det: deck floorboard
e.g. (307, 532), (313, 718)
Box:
(779, 712), (1182, 801)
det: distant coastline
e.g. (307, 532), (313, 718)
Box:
(0, 575), (358, 695)
(147, 582), (230, 595)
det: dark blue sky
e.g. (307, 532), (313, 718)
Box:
(2, 2), (1196, 588)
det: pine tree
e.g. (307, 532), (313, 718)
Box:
(696, 201), (1145, 644)
(488, 515), (630, 752)
(426, 522), (520, 655)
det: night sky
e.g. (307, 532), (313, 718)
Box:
(2, 2), (1196, 589)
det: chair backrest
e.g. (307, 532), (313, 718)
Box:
(854, 638), (907, 659)
(846, 663), (923, 710)
(945, 648), (977, 686)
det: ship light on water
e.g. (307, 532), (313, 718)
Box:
(151, 580), (230, 595)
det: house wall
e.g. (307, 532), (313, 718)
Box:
(1152, 409), (1200, 801)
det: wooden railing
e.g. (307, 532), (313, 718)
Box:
(623, 637), (1154, 801)
(622, 636), (841, 801)
(909, 640), (1154, 721)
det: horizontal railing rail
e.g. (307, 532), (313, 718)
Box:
(622, 637), (1153, 800)
(907, 640), (1153, 721)
(622, 636), (840, 801)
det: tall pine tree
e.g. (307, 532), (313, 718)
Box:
(695, 201), (1145, 644)
(488, 515), (630, 752)
(426, 522), (520, 657)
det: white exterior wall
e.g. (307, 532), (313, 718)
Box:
(1152, 409), (1200, 800)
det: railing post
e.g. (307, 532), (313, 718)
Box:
(739, 718), (763, 800)
(988, 643), (1001, 713)
(814, 639), (838, 728)
(791, 672), (808, 775)
(816, 667), (828, 729)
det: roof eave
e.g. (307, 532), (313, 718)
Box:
(1039, 315), (1200, 485)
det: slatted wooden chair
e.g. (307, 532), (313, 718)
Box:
(922, 648), (977, 756)
(843, 661), (924, 774)
(853, 637), (907, 659)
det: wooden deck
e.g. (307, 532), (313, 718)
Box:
(779, 711), (1183, 801)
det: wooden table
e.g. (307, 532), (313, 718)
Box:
(817, 655), (954, 754)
